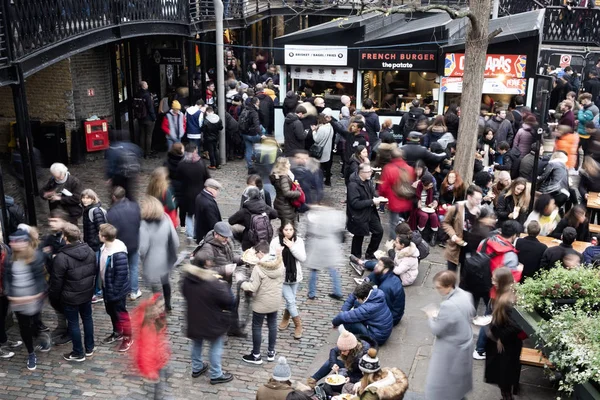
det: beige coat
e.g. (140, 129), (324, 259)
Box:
(241, 254), (284, 314)
(441, 201), (466, 265)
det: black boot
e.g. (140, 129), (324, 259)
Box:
(429, 232), (437, 247)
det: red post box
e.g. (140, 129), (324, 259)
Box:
(84, 119), (109, 151)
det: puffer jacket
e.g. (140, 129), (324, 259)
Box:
(193, 231), (240, 278)
(241, 254), (284, 314)
(282, 91), (299, 116)
(512, 124), (536, 158)
(359, 367), (409, 400)
(332, 288), (394, 345)
(228, 198), (278, 250)
(368, 271), (405, 326)
(139, 214), (179, 284)
(82, 203), (106, 252)
(181, 264), (233, 340)
(270, 173), (300, 223)
(101, 239), (130, 302)
(393, 242), (420, 286)
(378, 158), (415, 213)
(538, 160), (569, 195)
(554, 132), (579, 169)
(203, 113), (223, 142)
(577, 103), (598, 136)
(283, 113), (307, 157)
(49, 241), (97, 306)
(270, 236), (306, 283)
(328, 339), (371, 384)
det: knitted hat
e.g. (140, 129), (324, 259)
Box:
(359, 348), (381, 373)
(336, 329), (358, 351)
(9, 228), (29, 243)
(272, 357), (292, 381)
(171, 100), (182, 110)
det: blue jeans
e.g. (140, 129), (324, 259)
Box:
(282, 283), (299, 318)
(242, 134), (261, 169)
(263, 183), (276, 205)
(312, 357), (344, 381)
(476, 301), (493, 353)
(308, 267), (342, 298)
(252, 311), (277, 355)
(364, 260), (377, 271)
(389, 212), (403, 240)
(167, 136), (180, 151)
(128, 251), (140, 293)
(344, 321), (369, 337)
(63, 302), (94, 356)
(185, 214), (195, 238)
(191, 336), (224, 379)
(94, 250), (102, 296)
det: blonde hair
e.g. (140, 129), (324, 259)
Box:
(358, 369), (387, 396)
(147, 167), (170, 200)
(140, 195), (165, 221)
(270, 157), (290, 177)
(81, 189), (100, 203)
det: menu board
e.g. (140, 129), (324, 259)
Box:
(290, 66), (354, 83)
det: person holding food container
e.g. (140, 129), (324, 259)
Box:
(408, 173), (440, 247)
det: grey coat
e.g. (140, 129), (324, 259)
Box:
(139, 214), (180, 285)
(304, 206), (345, 271)
(425, 288), (475, 400)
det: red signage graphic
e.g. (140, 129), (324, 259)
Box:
(444, 53), (527, 78)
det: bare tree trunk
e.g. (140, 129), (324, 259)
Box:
(453, 0), (491, 185)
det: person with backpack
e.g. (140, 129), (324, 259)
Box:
(240, 97), (264, 171)
(185, 99), (206, 151)
(133, 81), (157, 158)
(80, 189), (107, 304)
(228, 187), (277, 251)
(398, 100), (424, 139)
(202, 106), (224, 170)
(477, 220), (523, 286)
(270, 157), (302, 225)
(105, 130), (143, 201)
(270, 221), (306, 340)
(1, 196), (25, 238)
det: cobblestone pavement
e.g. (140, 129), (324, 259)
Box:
(0, 155), (558, 399)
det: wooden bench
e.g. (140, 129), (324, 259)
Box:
(520, 347), (553, 368)
(590, 224), (600, 234)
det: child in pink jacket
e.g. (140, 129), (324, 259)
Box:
(393, 236), (420, 286)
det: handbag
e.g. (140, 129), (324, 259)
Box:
(309, 143), (324, 159)
(290, 180), (306, 209)
(392, 165), (416, 199)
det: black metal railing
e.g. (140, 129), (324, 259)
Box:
(543, 6), (600, 45)
(3, 0), (189, 61)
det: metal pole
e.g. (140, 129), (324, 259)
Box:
(12, 66), (37, 226)
(124, 41), (135, 142)
(492, 0), (499, 19)
(528, 89), (548, 213)
(214, 0), (227, 165)
(187, 40), (196, 105)
(200, 34), (208, 103)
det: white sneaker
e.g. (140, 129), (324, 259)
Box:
(472, 350), (486, 360)
(354, 278), (365, 285)
(473, 315), (492, 326)
(129, 290), (142, 301)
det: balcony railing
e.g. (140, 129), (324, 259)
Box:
(543, 6), (600, 45)
(4, 0), (189, 61)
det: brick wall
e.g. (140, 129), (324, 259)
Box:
(71, 46), (114, 122)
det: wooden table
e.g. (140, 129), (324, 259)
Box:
(520, 234), (591, 254)
(587, 192), (600, 225)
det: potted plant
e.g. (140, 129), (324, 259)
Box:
(517, 266), (600, 318)
(536, 308), (600, 398)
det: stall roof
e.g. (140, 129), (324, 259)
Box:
(444, 9), (545, 49)
(274, 14), (379, 43)
(357, 12), (453, 45)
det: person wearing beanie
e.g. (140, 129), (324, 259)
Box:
(353, 348), (410, 400)
(256, 356), (294, 400)
(161, 99), (186, 150)
(307, 328), (370, 388)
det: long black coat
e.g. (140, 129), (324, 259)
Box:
(515, 236), (547, 282)
(346, 172), (378, 236)
(164, 152), (184, 202)
(176, 157), (210, 215)
(194, 190), (222, 243)
(181, 264), (233, 340)
(40, 174), (83, 220)
(485, 307), (523, 388)
(256, 92), (274, 135)
(49, 242), (97, 306)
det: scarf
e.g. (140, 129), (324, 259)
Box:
(55, 172), (69, 185)
(280, 235), (297, 283)
(446, 184), (455, 192)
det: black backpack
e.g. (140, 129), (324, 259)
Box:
(117, 148), (141, 178)
(512, 109), (523, 134)
(238, 109), (250, 134)
(402, 112), (420, 136)
(132, 97), (148, 120)
(2, 196), (25, 236)
(248, 212), (273, 245)
(461, 239), (494, 293)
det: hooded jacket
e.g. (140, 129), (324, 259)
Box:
(494, 147), (521, 179)
(181, 264), (233, 340)
(270, 173), (300, 223)
(228, 198), (278, 250)
(241, 254), (284, 314)
(139, 214), (180, 284)
(512, 123), (536, 157)
(368, 271), (405, 326)
(346, 172), (378, 236)
(393, 242), (420, 286)
(107, 198), (141, 253)
(478, 234), (521, 282)
(577, 102), (599, 137)
(378, 158), (415, 213)
(162, 109), (186, 141)
(332, 288), (394, 345)
(49, 241), (97, 306)
(282, 91), (299, 116)
(184, 105), (204, 139)
(241, 103), (262, 136)
(202, 113), (223, 142)
(283, 113), (307, 156)
(82, 203), (107, 252)
(101, 239), (130, 302)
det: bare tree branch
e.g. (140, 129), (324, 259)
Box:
(488, 27), (503, 40)
(360, 4), (476, 25)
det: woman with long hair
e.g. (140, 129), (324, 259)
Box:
(138, 196), (179, 312)
(424, 115), (448, 149)
(550, 204), (590, 242)
(524, 194), (561, 236)
(439, 170), (466, 216)
(345, 145), (369, 186)
(5, 226), (49, 371)
(270, 157), (301, 224)
(495, 178), (530, 227)
(353, 348), (409, 399)
(484, 291), (524, 400)
(477, 127), (497, 168)
(147, 167), (178, 227)
(270, 221), (306, 339)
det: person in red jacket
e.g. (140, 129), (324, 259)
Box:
(477, 220), (523, 286)
(378, 147), (415, 240)
(554, 124), (579, 170)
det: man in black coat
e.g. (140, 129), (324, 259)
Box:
(40, 163), (83, 224)
(177, 143), (211, 239)
(283, 106), (308, 157)
(49, 224), (97, 362)
(540, 227), (582, 270)
(106, 186), (142, 301)
(181, 257), (234, 384)
(347, 164), (383, 259)
(515, 221), (548, 282)
(332, 119), (370, 163)
(402, 132), (447, 169)
(255, 84), (274, 136)
(240, 97), (263, 171)
(195, 179), (223, 243)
